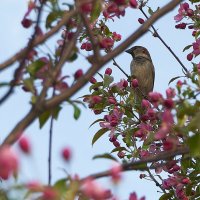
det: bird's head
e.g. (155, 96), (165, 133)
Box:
(125, 46), (151, 60)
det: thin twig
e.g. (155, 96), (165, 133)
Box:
(0, 1), (45, 105)
(147, 169), (166, 194)
(140, 7), (189, 75)
(0, 10), (77, 71)
(112, 58), (129, 78)
(48, 89), (56, 185)
(80, 13), (100, 59)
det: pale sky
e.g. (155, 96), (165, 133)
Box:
(0, 0), (193, 199)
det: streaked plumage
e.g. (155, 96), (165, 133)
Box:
(126, 46), (155, 102)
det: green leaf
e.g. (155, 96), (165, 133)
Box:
(89, 119), (104, 128)
(103, 74), (114, 88)
(68, 53), (78, 62)
(54, 178), (68, 193)
(168, 76), (183, 85)
(92, 128), (108, 146)
(90, 0), (102, 22)
(72, 104), (81, 120)
(68, 101), (81, 120)
(23, 78), (35, 93)
(159, 193), (173, 200)
(27, 60), (46, 77)
(39, 106), (62, 128)
(46, 10), (64, 28)
(148, 7), (154, 15)
(89, 82), (103, 92)
(93, 153), (118, 161)
(183, 44), (192, 52)
(0, 189), (8, 200)
(195, 31), (200, 39)
(39, 110), (51, 129)
(187, 134), (200, 157)
(111, 147), (128, 153)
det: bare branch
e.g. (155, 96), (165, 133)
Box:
(81, 147), (189, 181)
(140, 7), (189, 75)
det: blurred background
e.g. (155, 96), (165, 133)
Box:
(0, 0), (193, 199)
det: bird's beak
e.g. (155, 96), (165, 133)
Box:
(125, 48), (132, 54)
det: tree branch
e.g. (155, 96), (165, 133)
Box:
(0, 1), (45, 105)
(1, 0), (182, 146)
(45, 0), (182, 110)
(0, 9), (77, 71)
(81, 147), (189, 181)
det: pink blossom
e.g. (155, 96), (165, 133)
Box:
(110, 163), (122, 183)
(174, 3), (190, 22)
(112, 32), (122, 41)
(18, 136), (31, 154)
(148, 92), (163, 103)
(105, 68), (112, 75)
(131, 79), (139, 88)
(42, 186), (58, 200)
(192, 39), (200, 56)
(162, 110), (174, 125)
(129, 192), (145, 200)
(74, 69), (83, 80)
(166, 88), (176, 99)
(129, 0), (138, 8)
(100, 38), (114, 49)
(141, 99), (150, 109)
(0, 146), (18, 180)
(100, 108), (123, 129)
(155, 123), (169, 140)
(81, 178), (111, 200)
(111, 79), (128, 90)
(61, 147), (72, 161)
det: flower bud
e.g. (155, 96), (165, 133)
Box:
(19, 137), (31, 154)
(74, 69), (83, 80)
(61, 147), (71, 161)
(105, 68), (112, 75)
(138, 18), (144, 24)
(131, 79), (139, 88)
(187, 53), (193, 61)
(130, 0), (138, 8)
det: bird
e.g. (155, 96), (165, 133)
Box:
(126, 46), (155, 104)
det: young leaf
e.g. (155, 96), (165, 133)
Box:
(46, 10), (64, 28)
(187, 134), (200, 157)
(72, 104), (81, 120)
(89, 119), (105, 128)
(27, 60), (46, 77)
(111, 147), (128, 153)
(159, 193), (173, 200)
(39, 110), (51, 129)
(92, 128), (108, 145)
(183, 44), (192, 52)
(103, 74), (114, 88)
(93, 153), (118, 161)
(90, 0), (102, 22)
(168, 76), (183, 85)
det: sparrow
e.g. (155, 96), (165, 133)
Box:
(126, 46), (155, 103)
